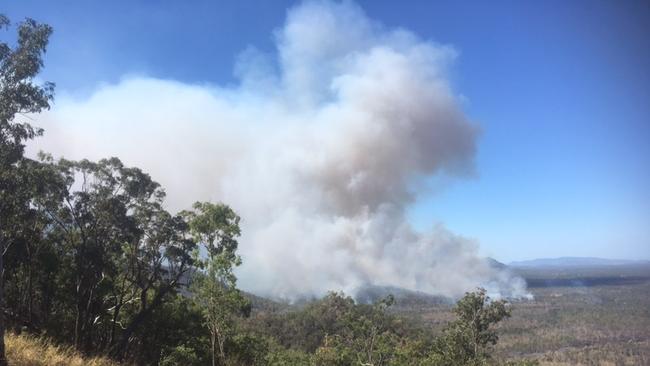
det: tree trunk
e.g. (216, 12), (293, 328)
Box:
(27, 256), (33, 326)
(0, 239), (8, 366)
(108, 302), (122, 348)
(217, 330), (226, 366)
(211, 332), (216, 366)
(109, 286), (169, 360)
(74, 299), (82, 348)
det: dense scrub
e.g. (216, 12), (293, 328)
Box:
(157, 289), (532, 365)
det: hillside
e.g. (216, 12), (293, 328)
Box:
(5, 333), (118, 366)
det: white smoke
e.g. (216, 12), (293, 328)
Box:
(28, 0), (529, 299)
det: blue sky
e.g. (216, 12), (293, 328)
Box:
(5, 0), (649, 262)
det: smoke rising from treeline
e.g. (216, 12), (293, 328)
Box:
(29, 1), (529, 299)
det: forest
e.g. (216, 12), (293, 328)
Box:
(0, 13), (549, 366)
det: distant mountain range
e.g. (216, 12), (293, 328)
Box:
(486, 257), (508, 269)
(508, 257), (650, 268)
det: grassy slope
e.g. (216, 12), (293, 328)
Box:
(5, 333), (118, 366)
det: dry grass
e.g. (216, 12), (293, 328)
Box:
(5, 332), (119, 366)
(492, 281), (650, 366)
(396, 267), (650, 366)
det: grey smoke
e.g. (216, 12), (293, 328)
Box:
(28, 1), (529, 299)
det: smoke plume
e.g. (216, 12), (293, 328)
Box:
(29, 1), (529, 299)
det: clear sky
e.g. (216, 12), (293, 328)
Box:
(5, 0), (649, 262)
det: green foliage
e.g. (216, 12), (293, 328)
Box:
(0, 14), (54, 366)
(226, 333), (270, 365)
(264, 345), (311, 366)
(183, 202), (241, 258)
(138, 295), (210, 365)
(0, 15), (54, 163)
(390, 339), (432, 366)
(245, 292), (356, 353)
(2, 155), (200, 362)
(239, 289), (514, 366)
(431, 288), (511, 365)
(160, 345), (201, 366)
(319, 294), (400, 366)
(185, 201), (250, 366)
(311, 337), (356, 365)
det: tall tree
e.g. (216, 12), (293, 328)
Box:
(28, 156), (196, 359)
(184, 202), (249, 366)
(0, 14), (53, 366)
(109, 191), (196, 360)
(2, 155), (65, 333)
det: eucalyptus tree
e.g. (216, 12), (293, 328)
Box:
(109, 192), (196, 361)
(430, 288), (511, 365)
(2, 155), (67, 333)
(28, 155), (197, 358)
(36, 157), (144, 349)
(183, 202), (250, 366)
(311, 294), (399, 366)
(0, 14), (53, 365)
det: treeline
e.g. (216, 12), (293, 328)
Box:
(0, 16), (537, 366)
(230, 290), (539, 366)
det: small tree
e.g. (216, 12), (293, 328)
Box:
(431, 288), (511, 365)
(184, 202), (249, 366)
(312, 294), (399, 366)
